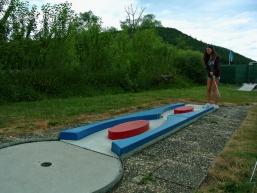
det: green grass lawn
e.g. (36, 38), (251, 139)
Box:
(0, 84), (256, 134)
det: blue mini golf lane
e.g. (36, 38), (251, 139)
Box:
(112, 106), (214, 157)
(60, 103), (214, 158)
(60, 103), (184, 140)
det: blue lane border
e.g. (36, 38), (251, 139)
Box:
(111, 106), (214, 157)
(59, 103), (184, 140)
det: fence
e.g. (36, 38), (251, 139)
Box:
(220, 64), (257, 84)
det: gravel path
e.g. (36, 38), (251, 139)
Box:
(0, 105), (250, 193)
(110, 105), (249, 193)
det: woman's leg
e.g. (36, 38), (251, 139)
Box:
(212, 78), (220, 104)
(207, 77), (213, 103)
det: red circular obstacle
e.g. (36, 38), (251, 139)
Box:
(108, 120), (149, 140)
(174, 106), (194, 114)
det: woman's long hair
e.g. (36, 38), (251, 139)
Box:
(203, 45), (217, 64)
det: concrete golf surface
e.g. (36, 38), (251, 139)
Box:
(238, 83), (257, 91)
(0, 141), (122, 193)
(0, 103), (215, 193)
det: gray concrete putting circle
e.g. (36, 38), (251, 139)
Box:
(0, 141), (123, 193)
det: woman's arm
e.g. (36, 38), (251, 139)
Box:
(214, 56), (221, 77)
(203, 57), (211, 76)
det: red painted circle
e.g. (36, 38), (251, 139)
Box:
(108, 120), (149, 140)
(174, 106), (194, 114)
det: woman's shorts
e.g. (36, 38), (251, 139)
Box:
(208, 76), (220, 80)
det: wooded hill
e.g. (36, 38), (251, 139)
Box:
(0, 1), (253, 103)
(157, 27), (252, 64)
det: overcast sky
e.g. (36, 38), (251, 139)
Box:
(30, 0), (257, 61)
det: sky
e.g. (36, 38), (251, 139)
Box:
(30, 0), (257, 61)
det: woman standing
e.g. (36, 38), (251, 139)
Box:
(203, 45), (221, 107)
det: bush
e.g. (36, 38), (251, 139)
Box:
(0, 28), (205, 103)
(174, 49), (206, 83)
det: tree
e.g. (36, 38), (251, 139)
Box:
(10, 1), (39, 40)
(103, 26), (117, 33)
(140, 14), (162, 28)
(120, 6), (162, 33)
(25, 5), (38, 39)
(77, 11), (101, 32)
(0, 0), (39, 41)
(120, 4), (145, 33)
(0, 0), (17, 41)
(37, 2), (76, 40)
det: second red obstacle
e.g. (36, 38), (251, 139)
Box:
(174, 106), (194, 114)
(108, 120), (149, 140)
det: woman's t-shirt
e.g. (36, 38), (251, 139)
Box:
(205, 56), (220, 78)
(208, 58), (215, 72)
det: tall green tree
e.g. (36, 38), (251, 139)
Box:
(77, 11), (101, 31)
(38, 2), (75, 40)
(10, 1), (39, 40)
(140, 14), (162, 28)
(0, 0), (17, 41)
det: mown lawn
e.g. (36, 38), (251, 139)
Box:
(0, 84), (256, 136)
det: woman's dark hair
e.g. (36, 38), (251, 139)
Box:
(203, 44), (217, 64)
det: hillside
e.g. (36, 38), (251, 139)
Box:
(157, 27), (252, 64)
(1, 0), (254, 103)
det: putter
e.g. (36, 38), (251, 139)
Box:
(213, 75), (220, 97)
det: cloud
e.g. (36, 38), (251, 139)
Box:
(28, 0), (257, 61)
(157, 2), (257, 61)
(30, 0), (139, 28)
(161, 15), (257, 61)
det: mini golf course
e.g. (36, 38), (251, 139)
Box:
(0, 103), (215, 193)
(238, 83), (257, 91)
